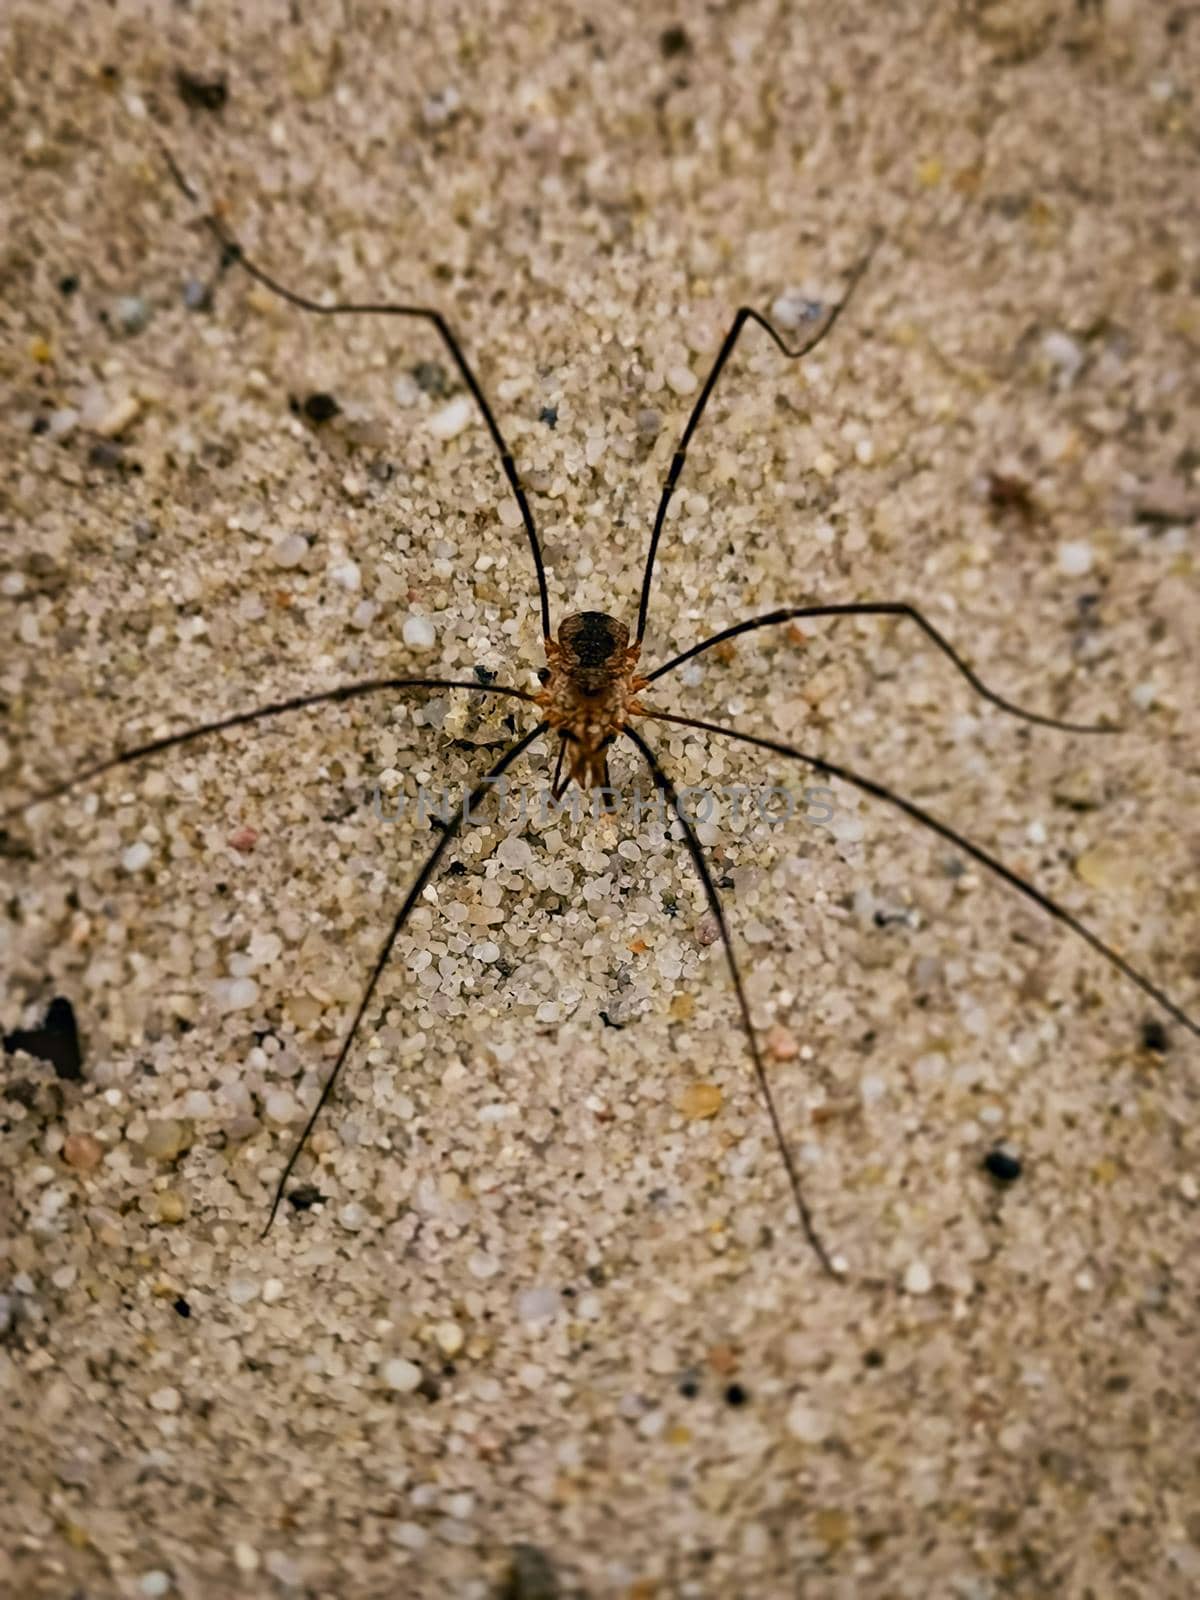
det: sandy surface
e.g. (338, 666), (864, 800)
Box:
(2, 2), (1198, 1596)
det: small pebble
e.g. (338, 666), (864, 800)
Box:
(149, 1387), (181, 1414)
(433, 1320), (464, 1355)
(233, 1543), (259, 1574)
(329, 558), (361, 591)
(679, 1082), (722, 1120)
(227, 826), (259, 852)
(264, 1089), (298, 1124)
(262, 1278), (285, 1305)
(121, 840), (152, 872)
(114, 295), (150, 336)
(496, 835), (534, 870)
(95, 394), (142, 439)
(271, 533), (309, 569)
(427, 395), (474, 440)
(767, 1025), (798, 1061)
(213, 976), (260, 1013)
(666, 364), (698, 396)
(48, 407), (79, 439)
(1074, 845), (1136, 893)
(229, 1278), (259, 1306)
(1042, 330), (1084, 384)
(339, 1203), (367, 1231)
(516, 1286), (561, 1324)
(383, 1357), (423, 1392)
(156, 1190), (186, 1224)
(786, 1400), (832, 1444)
(402, 614), (437, 649)
(63, 1133), (103, 1172)
(1057, 540), (1094, 578)
(695, 914), (720, 947)
(142, 1120), (187, 1161)
(903, 1261), (933, 1296)
(139, 1572), (171, 1598)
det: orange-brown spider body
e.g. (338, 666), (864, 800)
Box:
(536, 612), (648, 792)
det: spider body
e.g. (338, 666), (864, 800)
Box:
(537, 611), (648, 793)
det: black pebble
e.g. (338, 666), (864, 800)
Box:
(660, 25), (692, 57)
(1141, 1018), (1168, 1054)
(58, 273), (80, 296)
(3, 997), (83, 1081)
(538, 405), (558, 429)
(302, 392), (340, 424)
(175, 68), (229, 112)
(678, 1376), (699, 1399)
(173, 1297), (191, 1318)
(500, 1543), (560, 1600)
(723, 1382), (748, 1408)
(31, 416), (49, 435)
(983, 1148), (1023, 1184)
(287, 1183), (326, 1211)
(473, 664), (498, 685)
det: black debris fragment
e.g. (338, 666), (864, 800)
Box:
(3, 997), (83, 1081)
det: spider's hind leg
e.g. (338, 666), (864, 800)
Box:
(550, 736), (570, 800)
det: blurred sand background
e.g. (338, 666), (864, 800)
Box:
(2, 1), (1198, 1596)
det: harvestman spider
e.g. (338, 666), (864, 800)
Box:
(6, 150), (1197, 1279)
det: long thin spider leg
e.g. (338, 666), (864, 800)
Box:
(4, 678), (535, 821)
(550, 734), (568, 800)
(641, 708), (1199, 1038)
(264, 720), (548, 1232)
(623, 724), (838, 1276)
(635, 232), (881, 644)
(158, 141), (553, 641)
(645, 603), (1118, 734)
